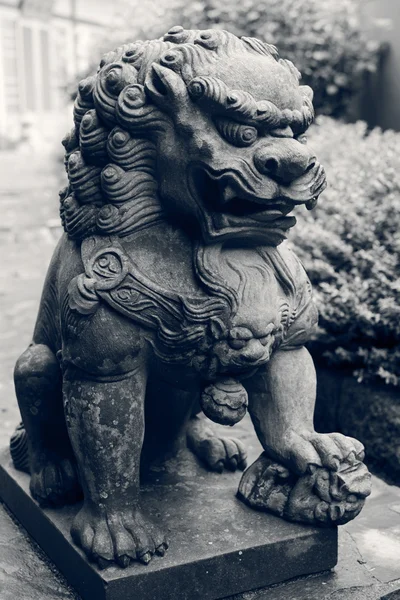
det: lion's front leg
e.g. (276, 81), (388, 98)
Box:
(63, 367), (167, 568)
(239, 347), (371, 525)
(246, 346), (365, 473)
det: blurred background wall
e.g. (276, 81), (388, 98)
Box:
(360, 0), (400, 130)
(0, 0), (122, 149)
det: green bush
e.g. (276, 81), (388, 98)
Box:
(290, 117), (400, 386)
(174, 0), (380, 117)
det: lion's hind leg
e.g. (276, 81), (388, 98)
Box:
(13, 343), (81, 506)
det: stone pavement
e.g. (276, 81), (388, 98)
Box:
(0, 149), (63, 449)
(1, 149), (400, 599)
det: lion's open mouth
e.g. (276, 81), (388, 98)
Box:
(188, 162), (326, 243)
(220, 192), (296, 221)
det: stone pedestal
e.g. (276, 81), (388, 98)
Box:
(0, 443), (337, 600)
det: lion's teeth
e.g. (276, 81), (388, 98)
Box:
(306, 197), (318, 210)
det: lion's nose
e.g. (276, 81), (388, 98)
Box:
(254, 140), (316, 184)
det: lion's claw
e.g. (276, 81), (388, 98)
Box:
(139, 552), (152, 565)
(117, 554), (131, 568)
(97, 557), (113, 570)
(228, 456), (238, 471)
(357, 449), (365, 462)
(156, 542), (167, 556)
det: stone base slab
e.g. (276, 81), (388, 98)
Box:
(0, 447), (337, 600)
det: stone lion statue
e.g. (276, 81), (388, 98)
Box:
(10, 27), (371, 568)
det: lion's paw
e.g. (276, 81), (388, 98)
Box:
(270, 429), (365, 475)
(237, 452), (371, 526)
(187, 414), (247, 472)
(30, 455), (82, 507)
(71, 505), (168, 568)
(196, 436), (248, 473)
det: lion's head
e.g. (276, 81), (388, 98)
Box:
(61, 27), (326, 246)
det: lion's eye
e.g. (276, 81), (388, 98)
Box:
(215, 118), (258, 147)
(296, 134), (308, 145)
(229, 339), (247, 350)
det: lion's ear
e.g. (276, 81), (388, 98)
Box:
(210, 317), (227, 341)
(145, 63), (188, 109)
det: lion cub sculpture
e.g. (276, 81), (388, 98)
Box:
(10, 27), (371, 568)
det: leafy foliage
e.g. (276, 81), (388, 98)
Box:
(290, 117), (400, 385)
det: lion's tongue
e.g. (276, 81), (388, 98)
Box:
(247, 209), (286, 222)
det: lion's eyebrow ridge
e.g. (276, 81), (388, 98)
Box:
(187, 75), (313, 133)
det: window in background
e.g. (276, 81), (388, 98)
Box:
(1, 18), (21, 115)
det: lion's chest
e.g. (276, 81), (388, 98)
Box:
(76, 227), (307, 377)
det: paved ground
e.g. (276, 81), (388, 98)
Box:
(0, 150), (400, 599)
(0, 149), (64, 448)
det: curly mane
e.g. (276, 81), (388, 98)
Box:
(60, 27), (314, 241)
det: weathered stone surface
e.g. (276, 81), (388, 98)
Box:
(244, 528), (378, 600)
(0, 440), (337, 600)
(0, 501), (78, 600)
(344, 474), (400, 584)
(8, 26), (370, 574)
